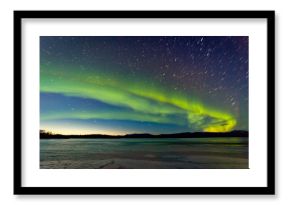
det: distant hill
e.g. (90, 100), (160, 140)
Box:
(40, 130), (248, 139)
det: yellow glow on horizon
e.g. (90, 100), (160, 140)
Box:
(40, 126), (127, 136)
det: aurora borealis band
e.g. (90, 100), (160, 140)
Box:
(40, 36), (248, 135)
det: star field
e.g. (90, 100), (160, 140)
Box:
(40, 36), (248, 135)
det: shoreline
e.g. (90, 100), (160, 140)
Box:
(40, 130), (249, 139)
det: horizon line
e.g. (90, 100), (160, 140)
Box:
(40, 129), (249, 137)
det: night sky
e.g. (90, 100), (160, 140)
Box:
(40, 36), (248, 135)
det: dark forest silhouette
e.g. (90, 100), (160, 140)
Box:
(40, 130), (248, 139)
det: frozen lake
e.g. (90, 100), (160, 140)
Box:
(40, 137), (248, 169)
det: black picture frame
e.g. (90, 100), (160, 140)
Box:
(14, 10), (275, 195)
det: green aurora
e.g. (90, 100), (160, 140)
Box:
(41, 64), (236, 133)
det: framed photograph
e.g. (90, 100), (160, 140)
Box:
(14, 10), (275, 195)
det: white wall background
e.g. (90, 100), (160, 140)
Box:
(0, 0), (287, 204)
